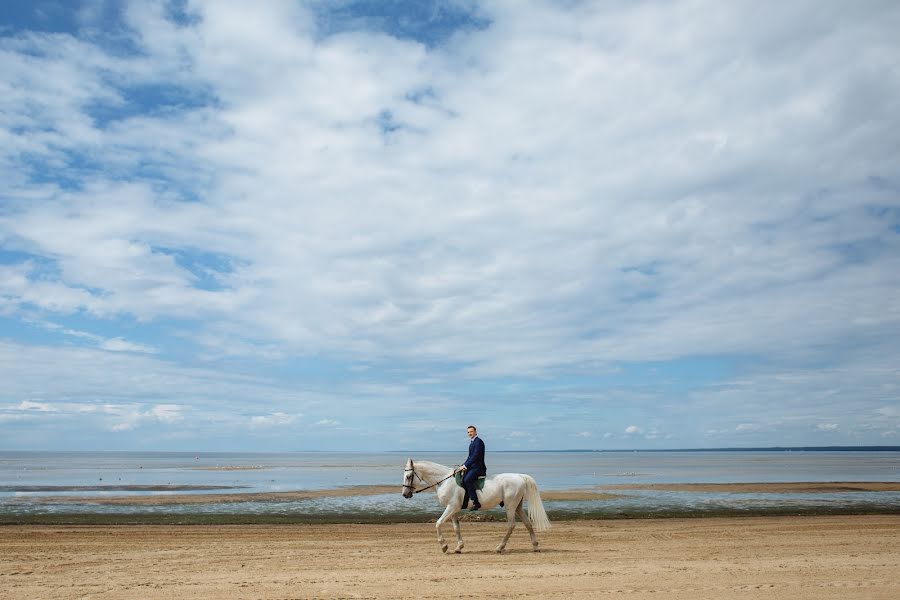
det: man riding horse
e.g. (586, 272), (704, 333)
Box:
(459, 425), (486, 510)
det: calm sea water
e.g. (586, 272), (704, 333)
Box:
(2, 450), (898, 521)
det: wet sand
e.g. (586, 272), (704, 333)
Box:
(600, 481), (900, 493)
(1, 515), (897, 599)
(0, 485), (243, 493)
(17, 485), (400, 505)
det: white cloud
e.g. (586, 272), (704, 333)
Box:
(315, 419), (340, 427)
(249, 412), (298, 428)
(686, 350), (899, 442)
(0, 2), (899, 449)
(16, 400), (53, 412)
(149, 404), (183, 423)
(1, 1), (897, 378)
(20, 317), (158, 354)
(0, 340), (316, 428)
(99, 337), (158, 354)
(105, 403), (184, 432)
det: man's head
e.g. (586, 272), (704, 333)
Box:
(467, 425), (477, 439)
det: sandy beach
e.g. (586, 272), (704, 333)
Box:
(2, 515), (898, 599)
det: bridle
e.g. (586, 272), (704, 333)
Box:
(403, 460), (458, 495)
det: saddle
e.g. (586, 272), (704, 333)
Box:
(454, 472), (485, 490)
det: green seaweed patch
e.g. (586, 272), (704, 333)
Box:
(2, 504), (899, 526)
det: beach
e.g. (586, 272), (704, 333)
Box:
(2, 515), (898, 599)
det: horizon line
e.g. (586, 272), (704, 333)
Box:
(2, 445), (899, 454)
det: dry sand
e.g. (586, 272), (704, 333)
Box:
(2, 515), (898, 599)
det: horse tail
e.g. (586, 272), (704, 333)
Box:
(522, 474), (551, 531)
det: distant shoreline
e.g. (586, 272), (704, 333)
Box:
(428, 446), (900, 453)
(3, 446), (899, 454)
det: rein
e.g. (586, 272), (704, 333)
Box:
(404, 463), (458, 494)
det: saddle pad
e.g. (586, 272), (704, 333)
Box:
(454, 472), (485, 490)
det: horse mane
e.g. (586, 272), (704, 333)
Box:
(411, 460), (453, 485)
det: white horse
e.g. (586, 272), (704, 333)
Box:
(401, 458), (551, 554)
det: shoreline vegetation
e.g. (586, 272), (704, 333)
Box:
(4, 505), (900, 526)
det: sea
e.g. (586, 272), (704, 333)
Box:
(1, 449), (898, 523)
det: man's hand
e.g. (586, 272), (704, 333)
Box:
(459, 465), (467, 472)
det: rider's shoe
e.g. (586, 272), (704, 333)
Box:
(469, 502), (481, 511)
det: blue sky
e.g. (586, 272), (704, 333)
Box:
(1, 0), (899, 451)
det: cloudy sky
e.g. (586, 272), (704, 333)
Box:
(1, 0), (898, 452)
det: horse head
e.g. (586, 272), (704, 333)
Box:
(402, 458), (415, 498)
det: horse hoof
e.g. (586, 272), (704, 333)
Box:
(454, 548), (462, 554)
(441, 545), (448, 553)
(495, 547), (505, 554)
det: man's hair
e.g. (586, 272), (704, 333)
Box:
(467, 425), (477, 431)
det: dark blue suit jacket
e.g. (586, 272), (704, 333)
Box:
(463, 436), (486, 477)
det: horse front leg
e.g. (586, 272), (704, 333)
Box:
(516, 501), (540, 552)
(435, 505), (455, 553)
(495, 506), (518, 553)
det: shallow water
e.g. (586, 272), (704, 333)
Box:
(2, 450), (898, 521)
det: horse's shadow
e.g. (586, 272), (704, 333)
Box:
(450, 548), (574, 555)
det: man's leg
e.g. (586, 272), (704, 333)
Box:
(463, 470), (480, 509)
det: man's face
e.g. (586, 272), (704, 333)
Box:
(467, 427), (476, 439)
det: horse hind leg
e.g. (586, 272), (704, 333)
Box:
(516, 501), (540, 552)
(451, 517), (464, 553)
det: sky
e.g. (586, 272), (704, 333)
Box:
(1, 0), (899, 452)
